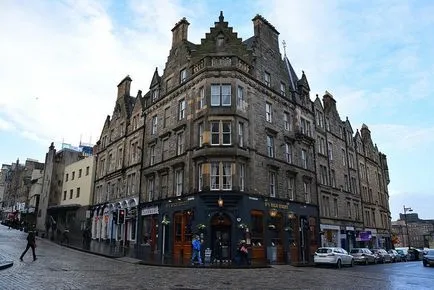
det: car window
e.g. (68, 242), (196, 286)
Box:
(334, 248), (342, 254)
(428, 250), (434, 255)
(350, 249), (360, 254)
(342, 249), (348, 255)
(317, 248), (331, 254)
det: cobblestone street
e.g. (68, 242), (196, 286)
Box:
(1, 225), (433, 290)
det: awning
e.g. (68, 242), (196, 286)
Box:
(47, 204), (81, 211)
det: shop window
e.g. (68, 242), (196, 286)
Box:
(250, 210), (264, 247)
(173, 211), (194, 243)
(142, 215), (158, 250)
(269, 212), (283, 246)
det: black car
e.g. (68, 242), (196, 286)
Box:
(423, 250), (434, 267)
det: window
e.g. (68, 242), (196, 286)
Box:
(265, 102), (272, 122)
(300, 118), (311, 136)
(342, 148), (346, 165)
(266, 135), (274, 157)
(280, 82), (286, 96)
(198, 164), (203, 191)
(349, 153), (354, 169)
(76, 187), (80, 198)
(347, 201), (351, 218)
(333, 198), (338, 217)
(199, 87), (205, 109)
(63, 191), (67, 200)
(354, 203), (360, 220)
(149, 145), (155, 165)
(318, 137), (326, 155)
(69, 189), (73, 199)
(287, 177), (295, 200)
(239, 163), (245, 191)
(151, 115), (158, 135)
(175, 169), (184, 196)
(269, 171), (276, 197)
(304, 182), (311, 203)
(65, 173), (69, 182)
(264, 72), (271, 86)
(118, 148), (123, 168)
(238, 122), (244, 147)
(198, 122), (204, 147)
(320, 165), (328, 185)
(301, 149), (307, 169)
(78, 169), (82, 178)
(108, 153), (113, 171)
(72, 171), (75, 180)
(152, 89), (159, 102)
(180, 68), (187, 83)
(148, 178), (155, 201)
(120, 122), (124, 136)
(162, 139), (169, 160)
(210, 121), (231, 145)
(178, 99), (186, 120)
(316, 110), (324, 128)
(176, 132), (184, 155)
(325, 117), (330, 131)
(237, 86), (244, 108)
(160, 174), (168, 199)
(328, 142), (333, 160)
(210, 162), (232, 190)
(284, 112), (290, 131)
(86, 166), (89, 176)
(344, 174), (349, 191)
(285, 143), (292, 163)
(164, 107), (170, 128)
(250, 210), (264, 247)
(211, 84), (231, 106)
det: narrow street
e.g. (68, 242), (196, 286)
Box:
(0, 225), (433, 289)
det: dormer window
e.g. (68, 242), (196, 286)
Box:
(264, 72), (271, 87)
(280, 82), (286, 96)
(152, 90), (159, 102)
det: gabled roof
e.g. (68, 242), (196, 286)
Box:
(284, 56), (299, 91)
(297, 71), (310, 91)
(149, 67), (161, 89)
(313, 95), (323, 109)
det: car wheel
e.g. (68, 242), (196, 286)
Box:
(336, 259), (342, 269)
(423, 262), (427, 267)
(365, 259), (369, 265)
(350, 259), (354, 267)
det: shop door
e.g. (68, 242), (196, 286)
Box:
(211, 213), (232, 263)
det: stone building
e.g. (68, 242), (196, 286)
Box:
(0, 164), (12, 220)
(392, 214), (434, 248)
(91, 76), (144, 245)
(138, 12), (319, 265)
(354, 124), (391, 248)
(36, 143), (82, 233)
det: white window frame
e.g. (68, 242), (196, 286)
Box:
(301, 149), (307, 169)
(149, 145), (155, 166)
(269, 171), (276, 197)
(199, 86), (205, 109)
(284, 112), (290, 131)
(287, 177), (295, 200)
(151, 115), (158, 135)
(265, 102), (272, 123)
(211, 84), (231, 106)
(198, 122), (204, 147)
(164, 107), (170, 128)
(304, 181), (311, 203)
(176, 132), (184, 155)
(147, 178), (154, 202)
(267, 135), (274, 158)
(175, 169), (183, 196)
(198, 163), (203, 191)
(180, 68), (187, 83)
(238, 122), (244, 147)
(285, 143), (292, 163)
(328, 142), (333, 161)
(237, 86), (244, 108)
(210, 161), (232, 191)
(178, 99), (186, 120)
(210, 120), (232, 146)
(342, 148), (346, 166)
(239, 163), (245, 191)
(264, 72), (271, 86)
(280, 82), (286, 96)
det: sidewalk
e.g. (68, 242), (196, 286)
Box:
(0, 254), (13, 270)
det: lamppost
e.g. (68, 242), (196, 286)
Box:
(403, 205), (413, 249)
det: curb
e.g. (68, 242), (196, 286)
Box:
(64, 244), (118, 260)
(0, 261), (14, 270)
(137, 261), (272, 269)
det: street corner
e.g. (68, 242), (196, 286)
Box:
(0, 260), (14, 270)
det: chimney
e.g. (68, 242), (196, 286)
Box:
(171, 17), (189, 48)
(322, 91), (336, 111)
(117, 75), (132, 99)
(360, 124), (371, 140)
(252, 14), (280, 50)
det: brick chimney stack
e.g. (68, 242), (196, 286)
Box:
(171, 17), (189, 48)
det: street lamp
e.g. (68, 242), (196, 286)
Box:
(403, 205), (413, 249)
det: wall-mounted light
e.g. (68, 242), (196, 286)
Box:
(269, 208), (278, 217)
(288, 212), (295, 220)
(218, 196), (224, 208)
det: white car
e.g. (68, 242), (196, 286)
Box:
(314, 247), (354, 269)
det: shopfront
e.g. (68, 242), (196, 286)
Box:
(138, 193), (320, 266)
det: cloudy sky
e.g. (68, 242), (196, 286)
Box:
(1, 0), (433, 220)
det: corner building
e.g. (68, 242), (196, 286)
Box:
(139, 13), (319, 265)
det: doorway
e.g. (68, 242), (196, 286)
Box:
(211, 213), (232, 263)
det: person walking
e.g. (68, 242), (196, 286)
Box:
(191, 235), (203, 265)
(20, 226), (37, 261)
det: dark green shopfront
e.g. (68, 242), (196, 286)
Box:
(137, 192), (320, 265)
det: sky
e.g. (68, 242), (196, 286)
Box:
(1, 0), (433, 220)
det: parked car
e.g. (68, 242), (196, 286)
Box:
(388, 250), (402, 262)
(314, 247), (354, 269)
(395, 248), (409, 262)
(370, 249), (392, 263)
(423, 249), (434, 267)
(350, 248), (378, 265)
(408, 248), (423, 261)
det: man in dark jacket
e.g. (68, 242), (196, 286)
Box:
(20, 227), (37, 261)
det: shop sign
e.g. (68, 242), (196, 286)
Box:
(264, 201), (289, 210)
(141, 206), (159, 216)
(356, 231), (372, 242)
(165, 200), (192, 209)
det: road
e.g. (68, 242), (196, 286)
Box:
(0, 225), (433, 290)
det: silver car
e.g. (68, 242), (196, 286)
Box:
(314, 247), (354, 269)
(350, 248), (377, 265)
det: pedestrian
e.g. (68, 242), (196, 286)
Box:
(61, 227), (70, 245)
(239, 240), (249, 265)
(191, 235), (203, 265)
(20, 226), (37, 261)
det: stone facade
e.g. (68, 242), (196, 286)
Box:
(91, 76), (144, 244)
